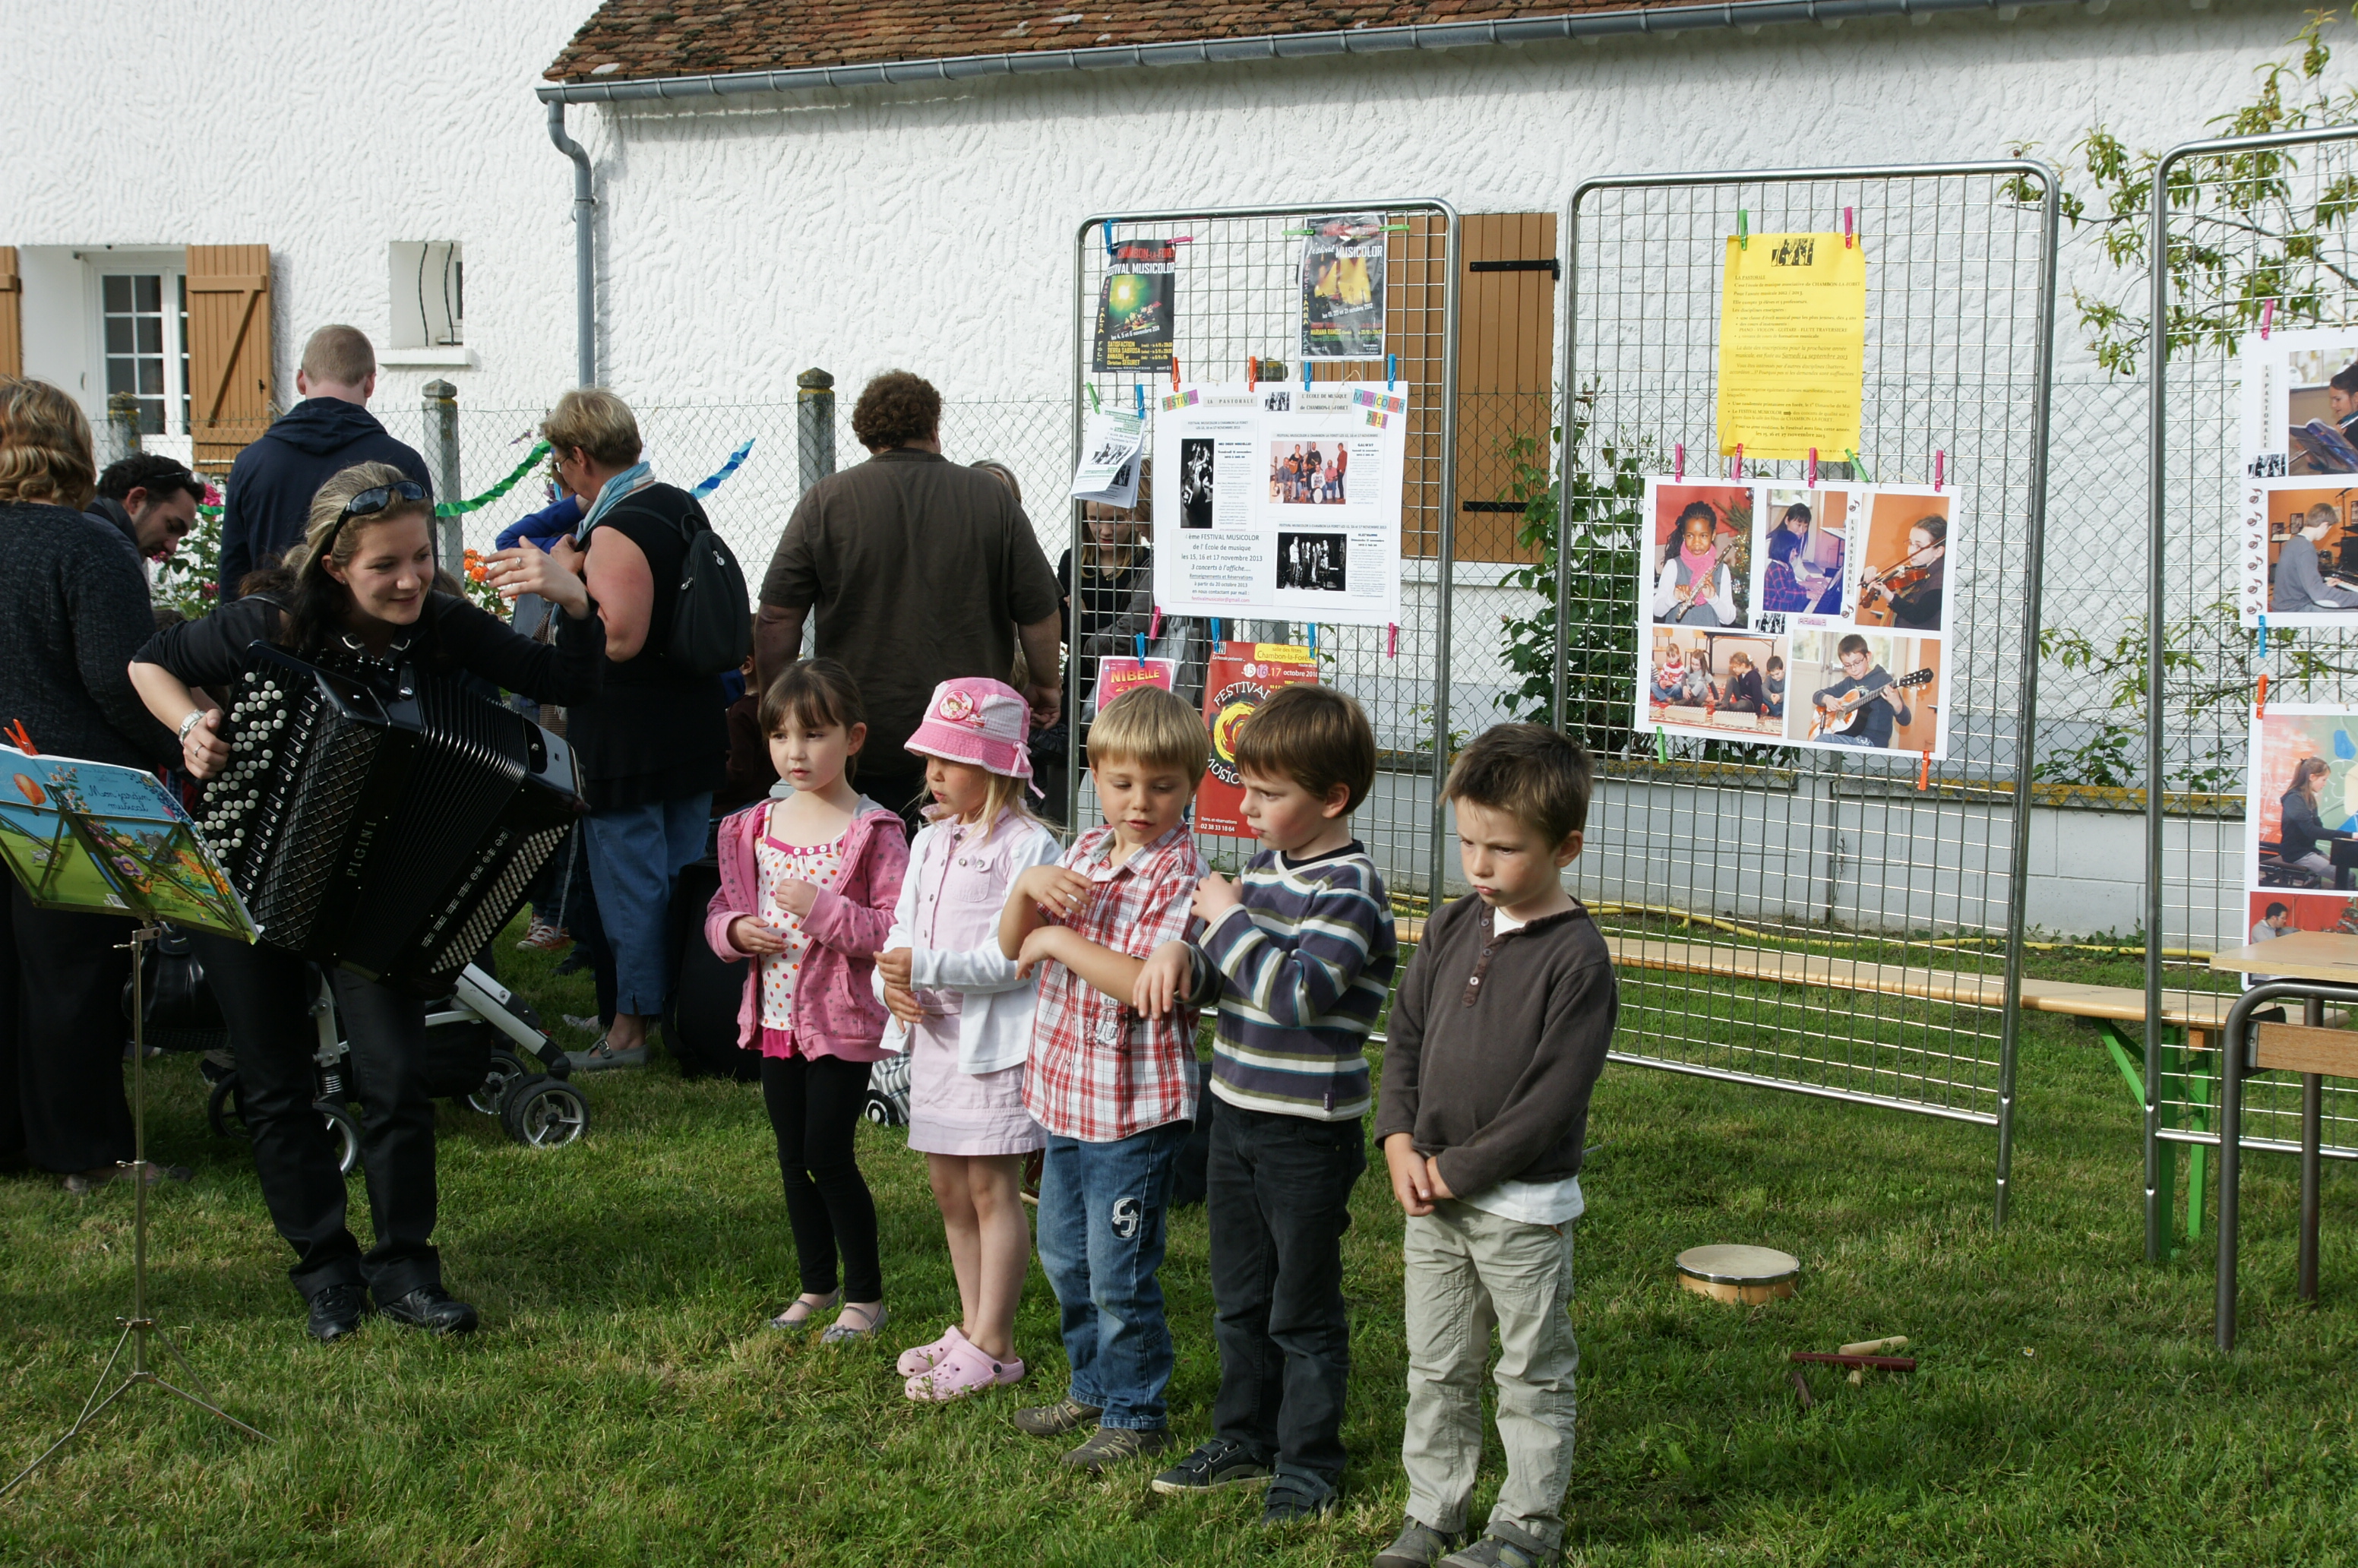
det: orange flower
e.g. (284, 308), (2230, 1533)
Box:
(463, 548), (490, 585)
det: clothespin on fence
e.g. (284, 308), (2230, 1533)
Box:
(1134, 384), (1146, 420)
(1386, 622), (1399, 659)
(2, 719), (36, 755)
(1171, 356), (1182, 392)
(1737, 209), (1749, 250)
(1655, 725), (1670, 763)
(2262, 298), (2277, 340)
(1248, 356), (1259, 390)
(1675, 443), (1686, 482)
(1087, 384), (1102, 415)
(2258, 672), (2271, 719)
(2259, 614), (2271, 656)
(1731, 443), (1743, 479)
(1848, 448), (1873, 482)
(1387, 353), (1399, 389)
(1212, 617), (1224, 645)
(1105, 220), (1119, 260)
(1933, 450), (1946, 492)
(1844, 207), (1855, 248)
(1149, 607), (1163, 643)
(1307, 624), (1319, 655)
(1917, 749), (1931, 792)
(1136, 633), (1147, 661)
(1303, 359), (1313, 390)
(1808, 447), (1819, 488)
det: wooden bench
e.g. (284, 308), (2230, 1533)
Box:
(1393, 918), (2238, 1253)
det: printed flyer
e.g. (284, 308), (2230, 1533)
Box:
(2238, 324), (2358, 478)
(1151, 383), (1405, 625)
(1299, 213), (1388, 362)
(1715, 230), (1866, 460)
(1091, 238), (1177, 375)
(1196, 643), (1322, 836)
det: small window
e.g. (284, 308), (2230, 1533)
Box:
(388, 241), (463, 349)
(101, 272), (174, 435)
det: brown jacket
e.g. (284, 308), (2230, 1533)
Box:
(1374, 893), (1617, 1199)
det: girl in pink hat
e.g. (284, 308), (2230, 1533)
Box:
(874, 676), (1063, 1400)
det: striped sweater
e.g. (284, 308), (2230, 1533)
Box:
(1183, 840), (1396, 1121)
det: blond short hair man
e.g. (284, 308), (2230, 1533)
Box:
(217, 325), (432, 598)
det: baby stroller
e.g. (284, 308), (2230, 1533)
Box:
(863, 1053), (912, 1127)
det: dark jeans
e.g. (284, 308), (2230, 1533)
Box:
(193, 934), (443, 1302)
(1208, 1103), (1366, 1482)
(760, 1053), (882, 1301)
(0, 883), (134, 1173)
(1037, 1119), (1190, 1430)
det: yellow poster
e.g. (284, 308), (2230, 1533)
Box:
(1715, 232), (1866, 460)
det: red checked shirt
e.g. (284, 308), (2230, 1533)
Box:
(1021, 823), (1208, 1143)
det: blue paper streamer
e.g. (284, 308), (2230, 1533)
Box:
(691, 438), (757, 499)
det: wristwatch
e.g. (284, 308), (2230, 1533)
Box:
(178, 710), (207, 743)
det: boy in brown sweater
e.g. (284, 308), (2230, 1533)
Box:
(1370, 724), (1617, 1568)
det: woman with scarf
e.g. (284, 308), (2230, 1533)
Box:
(1653, 501), (1736, 626)
(544, 390), (728, 1072)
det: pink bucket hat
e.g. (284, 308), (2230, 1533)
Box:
(904, 677), (1035, 783)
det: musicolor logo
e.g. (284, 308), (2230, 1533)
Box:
(1110, 1197), (1143, 1240)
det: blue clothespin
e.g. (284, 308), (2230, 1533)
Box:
(1303, 359), (1312, 390)
(1136, 633), (1147, 662)
(1387, 354), (1398, 389)
(1105, 220), (1118, 261)
(2260, 615), (2270, 656)
(1134, 384), (1145, 419)
(1212, 617), (1224, 644)
(1307, 624), (1318, 654)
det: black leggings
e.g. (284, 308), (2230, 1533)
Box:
(760, 1053), (881, 1301)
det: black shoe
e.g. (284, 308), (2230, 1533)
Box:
(1261, 1467), (1339, 1526)
(376, 1285), (479, 1336)
(1151, 1436), (1273, 1495)
(1375, 1518), (1466, 1568)
(307, 1283), (368, 1343)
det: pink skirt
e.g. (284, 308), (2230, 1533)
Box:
(905, 1016), (1044, 1158)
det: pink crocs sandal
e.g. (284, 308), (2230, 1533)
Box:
(896, 1323), (966, 1378)
(904, 1337), (1025, 1403)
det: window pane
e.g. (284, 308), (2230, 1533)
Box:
(103, 274), (131, 311)
(133, 275), (161, 312)
(105, 317), (134, 354)
(138, 360), (164, 395)
(136, 316), (162, 354)
(106, 359), (136, 394)
(139, 400), (164, 436)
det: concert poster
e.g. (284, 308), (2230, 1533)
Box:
(2244, 705), (2358, 896)
(1298, 213), (1388, 362)
(1091, 239), (1177, 375)
(1637, 478), (1952, 759)
(2237, 476), (2358, 628)
(2238, 325), (2358, 479)
(1196, 643), (1321, 837)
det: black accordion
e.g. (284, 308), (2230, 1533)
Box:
(194, 645), (583, 989)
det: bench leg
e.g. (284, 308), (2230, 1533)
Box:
(2301, 1071), (2324, 1304)
(2103, 1020), (2178, 1260)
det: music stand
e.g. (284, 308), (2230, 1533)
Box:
(0, 745), (269, 1498)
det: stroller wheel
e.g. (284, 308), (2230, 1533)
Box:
(861, 1090), (906, 1127)
(468, 1050), (527, 1117)
(207, 1073), (248, 1140)
(314, 1099), (362, 1177)
(501, 1074), (589, 1148)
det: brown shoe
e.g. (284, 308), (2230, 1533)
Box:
(1060, 1425), (1172, 1473)
(1011, 1395), (1103, 1438)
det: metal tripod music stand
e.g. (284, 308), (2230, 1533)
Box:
(2, 924), (270, 1500)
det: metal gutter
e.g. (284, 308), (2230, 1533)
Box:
(536, 0), (2078, 103)
(545, 101), (596, 387)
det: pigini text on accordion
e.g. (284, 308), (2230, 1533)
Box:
(194, 644), (583, 991)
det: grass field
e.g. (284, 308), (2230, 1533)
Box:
(6, 928), (2358, 1566)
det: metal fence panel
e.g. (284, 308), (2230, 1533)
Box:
(1559, 163), (2059, 1217)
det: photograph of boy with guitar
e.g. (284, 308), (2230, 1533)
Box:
(1792, 631), (1941, 751)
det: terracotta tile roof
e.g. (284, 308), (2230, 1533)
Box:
(545, 1), (1695, 84)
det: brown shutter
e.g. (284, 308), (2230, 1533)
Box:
(185, 245), (273, 466)
(1453, 213), (1559, 564)
(0, 247), (21, 378)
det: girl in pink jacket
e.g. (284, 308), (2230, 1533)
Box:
(706, 658), (909, 1344)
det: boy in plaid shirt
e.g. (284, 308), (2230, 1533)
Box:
(1000, 685), (1210, 1472)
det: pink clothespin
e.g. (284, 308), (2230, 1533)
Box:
(1149, 607), (1162, 642)
(1386, 623), (1399, 659)
(1808, 447), (1819, 488)
(1732, 443), (1743, 478)
(1844, 207), (1855, 248)
(1933, 450), (1945, 492)
(1675, 443), (1685, 482)
(2262, 299), (2277, 340)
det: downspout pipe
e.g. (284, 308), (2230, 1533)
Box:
(546, 100), (596, 387)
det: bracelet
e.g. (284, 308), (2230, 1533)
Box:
(177, 710), (207, 743)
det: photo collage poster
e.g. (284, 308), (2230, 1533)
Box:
(1635, 476), (1955, 759)
(2233, 327), (2358, 630)
(1150, 382), (1405, 626)
(2243, 705), (2358, 947)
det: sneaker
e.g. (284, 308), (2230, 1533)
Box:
(1261, 1467), (1339, 1526)
(1011, 1395), (1104, 1438)
(1439, 1523), (1560, 1568)
(516, 918), (573, 953)
(1151, 1436), (1272, 1495)
(564, 1038), (646, 1072)
(1374, 1518), (1467, 1568)
(1060, 1425), (1171, 1473)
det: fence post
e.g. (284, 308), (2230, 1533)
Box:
(106, 392), (142, 463)
(422, 380), (463, 574)
(798, 368), (836, 495)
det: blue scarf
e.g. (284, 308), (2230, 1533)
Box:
(574, 461), (655, 540)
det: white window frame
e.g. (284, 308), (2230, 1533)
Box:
(78, 247), (191, 440)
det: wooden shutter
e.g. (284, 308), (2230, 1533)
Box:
(0, 247), (21, 378)
(185, 245), (273, 466)
(1453, 213), (1559, 564)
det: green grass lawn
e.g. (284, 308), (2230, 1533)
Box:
(6, 928), (2358, 1566)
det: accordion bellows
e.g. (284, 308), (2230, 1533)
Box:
(196, 645), (583, 989)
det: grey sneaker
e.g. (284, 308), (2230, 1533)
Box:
(1151, 1436), (1273, 1494)
(1374, 1518), (1466, 1568)
(1011, 1396), (1104, 1438)
(1261, 1466), (1339, 1525)
(1060, 1425), (1173, 1472)
(1439, 1522), (1561, 1568)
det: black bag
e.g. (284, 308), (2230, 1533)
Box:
(123, 925), (221, 1032)
(652, 496), (752, 675)
(665, 858), (761, 1081)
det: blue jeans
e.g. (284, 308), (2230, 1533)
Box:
(1036, 1120), (1190, 1430)
(583, 793), (710, 1017)
(1816, 732), (1879, 748)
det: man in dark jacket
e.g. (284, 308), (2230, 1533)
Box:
(85, 454), (204, 577)
(215, 325), (430, 596)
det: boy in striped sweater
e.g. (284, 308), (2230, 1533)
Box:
(1133, 683), (1396, 1525)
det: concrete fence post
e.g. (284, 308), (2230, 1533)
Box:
(797, 368), (836, 496)
(422, 379), (463, 574)
(106, 392), (142, 463)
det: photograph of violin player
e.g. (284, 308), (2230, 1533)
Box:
(1790, 630), (1943, 753)
(1851, 490), (1952, 634)
(2244, 484), (2358, 625)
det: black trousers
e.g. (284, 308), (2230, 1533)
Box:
(760, 1053), (882, 1301)
(192, 934), (442, 1302)
(1207, 1103), (1366, 1484)
(0, 882), (135, 1173)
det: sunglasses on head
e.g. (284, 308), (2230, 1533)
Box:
(336, 480), (427, 523)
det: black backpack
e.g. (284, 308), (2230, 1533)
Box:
(611, 492), (752, 675)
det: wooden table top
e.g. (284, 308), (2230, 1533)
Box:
(2210, 931), (2358, 985)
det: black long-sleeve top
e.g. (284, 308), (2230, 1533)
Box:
(0, 501), (178, 771)
(2279, 788), (2350, 861)
(134, 591), (603, 707)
